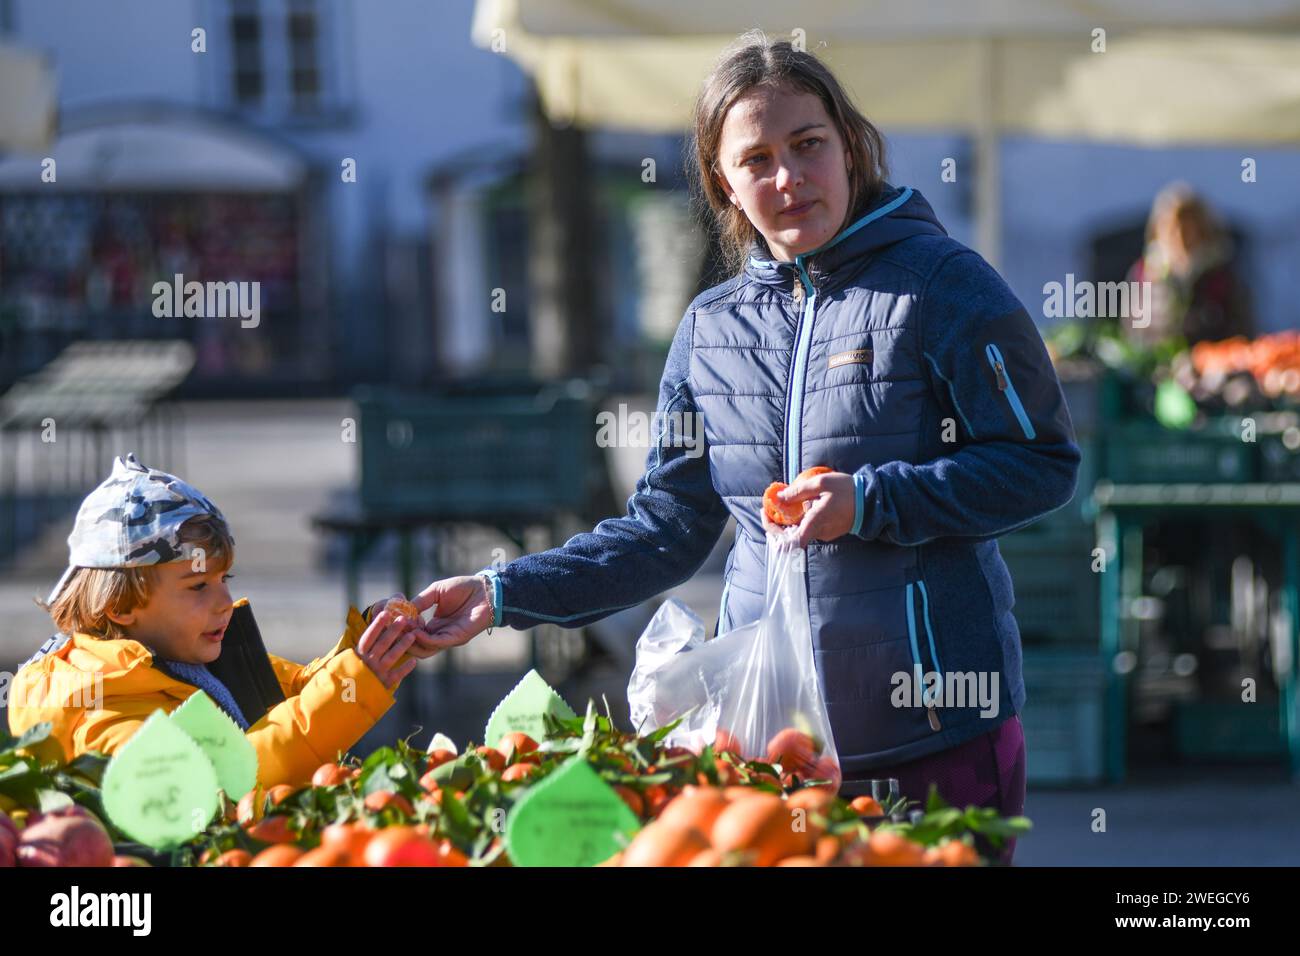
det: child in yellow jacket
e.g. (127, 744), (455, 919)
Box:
(7, 453), (423, 788)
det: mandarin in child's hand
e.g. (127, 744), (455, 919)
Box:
(385, 597), (422, 624)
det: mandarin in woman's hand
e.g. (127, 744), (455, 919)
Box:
(795, 466), (833, 483)
(763, 466), (833, 526)
(763, 482), (804, 526)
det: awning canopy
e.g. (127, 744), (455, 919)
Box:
(471, 0), (1300, 144)
(473, 1), (1300, 264)
(486, 0), (1300, 39)
(0, 107), (308, 192)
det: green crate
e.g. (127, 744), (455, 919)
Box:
(1172, 699), (1286, 760)
(1258, 432), (1300, 482)
(355, 384), (598, 519)
(998, 531), (1100, 645)
(1021, 651), (1107, 785)
(1059, 370), (1127, 436)
(1102, 422), (1256, 484)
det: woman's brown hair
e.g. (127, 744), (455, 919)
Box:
(688, 29), (890, 276)
(1145, 180), (1223, 248)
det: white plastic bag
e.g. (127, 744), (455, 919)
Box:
(626, 597), (708, 736)
(627, 527), (841, 787)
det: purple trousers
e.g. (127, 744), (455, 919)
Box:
(844, 715), (1027, 865)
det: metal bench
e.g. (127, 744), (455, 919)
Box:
(312, 377), (612, 677)
(0, 340), (195, 563)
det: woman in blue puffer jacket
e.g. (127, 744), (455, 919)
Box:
(409, 32), (1080, 862)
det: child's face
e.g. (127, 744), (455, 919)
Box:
(111, 560), (235, 664)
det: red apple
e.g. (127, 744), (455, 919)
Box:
(23, 804), (103, 829)
(16, 812), (115, 867)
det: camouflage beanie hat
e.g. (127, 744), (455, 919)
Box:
(46, 452), (230, 605)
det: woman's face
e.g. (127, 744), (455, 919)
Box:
(1156, 204), (1204, 262)
(714, 84), (852, 263)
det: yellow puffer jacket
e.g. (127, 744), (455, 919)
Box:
(6, 600), (397, 788)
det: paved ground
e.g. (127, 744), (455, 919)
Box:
(2, 399), (1296, 866)
(1018, 765), (1300, 866)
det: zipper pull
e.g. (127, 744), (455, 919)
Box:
(927, 706), (942, 731)
(993, 360), (1009, 391)
(792, 278), (805, 310)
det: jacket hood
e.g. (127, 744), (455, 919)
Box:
(744, 183), (947, 290)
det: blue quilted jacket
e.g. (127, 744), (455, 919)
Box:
(483, 183), (1080, 772)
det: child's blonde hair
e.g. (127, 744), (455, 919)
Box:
(39, 514), (235, 640)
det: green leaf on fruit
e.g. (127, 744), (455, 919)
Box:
(35, 788), (74, 813)
(13, 722), (53, 752)
(484, 669), (576, 748)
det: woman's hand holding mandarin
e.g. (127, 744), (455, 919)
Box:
(761, 469), (857, 548)
(406, 575), (495, 657)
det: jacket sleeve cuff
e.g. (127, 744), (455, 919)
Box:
(851, 472), (867, 536)
(325, 606), (370, 658)
(478, 568), (504, 629)
(341, 605), (369, 649)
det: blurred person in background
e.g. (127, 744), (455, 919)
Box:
(1125, 181), (1255, 349)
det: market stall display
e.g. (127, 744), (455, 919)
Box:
(1043, 324), (1300, 487)
(0, 672), (1031, 868)
(1189, 332), (1300, 405)
(1047, 322), (1300, 420)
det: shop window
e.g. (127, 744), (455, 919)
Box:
(213, 0), (347, 121)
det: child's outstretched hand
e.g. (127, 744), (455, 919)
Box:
(355, 609), (419, 690)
